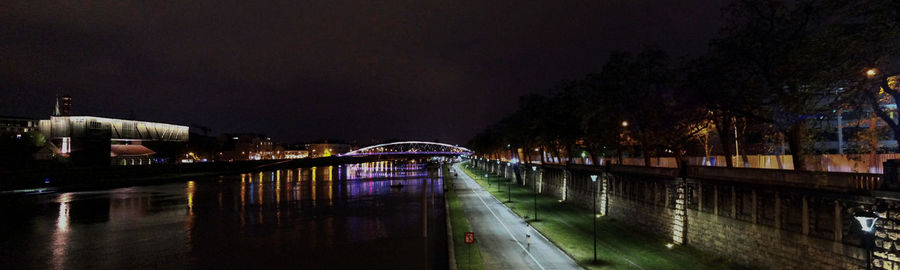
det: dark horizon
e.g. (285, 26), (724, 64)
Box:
(1, 0), (728, 145)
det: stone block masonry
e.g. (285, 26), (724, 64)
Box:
(467, 159), (899, 269)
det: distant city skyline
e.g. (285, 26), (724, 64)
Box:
(1, 0), (728, 144)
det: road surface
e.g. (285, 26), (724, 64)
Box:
(450, 164), (582, 270)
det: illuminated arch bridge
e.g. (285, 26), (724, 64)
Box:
(341, 141), (473, 157)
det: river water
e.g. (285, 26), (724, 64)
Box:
(0, 161), (447, 269)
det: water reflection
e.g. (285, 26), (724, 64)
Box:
(1, 161), (446, 269)
(52, 193), (72, 270)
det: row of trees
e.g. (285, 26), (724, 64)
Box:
(468, 0), (900, 171)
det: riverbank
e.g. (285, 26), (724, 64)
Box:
(0, 156), (394, 193)
(459, 162), (738, 270)
(0, 160), (282, 194)
(444, 165), (486, 270)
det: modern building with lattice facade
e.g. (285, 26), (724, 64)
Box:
(38, 116), (189, 165)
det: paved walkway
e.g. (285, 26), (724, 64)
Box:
(450, 164), (582, 270)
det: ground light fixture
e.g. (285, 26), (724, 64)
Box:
(590, 174), (599, 263)
(854, 210), (879, 270)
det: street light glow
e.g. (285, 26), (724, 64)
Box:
(621, 121), (629, 127)
(866, 68), (878, 77)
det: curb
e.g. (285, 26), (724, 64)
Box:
(445, 173), (458, 270)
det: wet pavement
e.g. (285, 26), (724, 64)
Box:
(0, 162), (447, 269)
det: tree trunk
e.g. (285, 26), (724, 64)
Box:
(871, 98), (900, 153)
(715, 114), (735, 168)
(674, 148), (685, 168)
(641, 139), (652, 167)
(540, 146), (546, 164)
(786, 122), (808, 171)
(616, 143), (623, 165)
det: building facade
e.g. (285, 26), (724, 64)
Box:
(218, 133), (275, 161)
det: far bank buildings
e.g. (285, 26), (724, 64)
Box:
(2, 95), (189, 166)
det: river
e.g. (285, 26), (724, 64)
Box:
(0, 161), (448, 269)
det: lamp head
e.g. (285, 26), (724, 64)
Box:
(866, 68), (878, 78)
(590, 175), (598, 182)
(854, 210), (879, 233)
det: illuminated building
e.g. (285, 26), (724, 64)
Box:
(34, 94), (189, 165)
(39, 116), (189, 165)
(282, 150), (309, 159)
(218, 133), (274, 161)
(306, 140), (351, 158)
(0, 116), (38, 138)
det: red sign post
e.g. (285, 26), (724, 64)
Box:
(464, 232), (475, 265)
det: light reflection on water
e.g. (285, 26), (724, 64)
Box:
(0, 161), (447, 270)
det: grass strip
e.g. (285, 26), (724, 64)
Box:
(445, 166), (486, 270)
(459, 162), (737, 270)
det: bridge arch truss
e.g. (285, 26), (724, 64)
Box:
(341, 141), (473, 157)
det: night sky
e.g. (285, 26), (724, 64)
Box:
(1, 0), (728, 145)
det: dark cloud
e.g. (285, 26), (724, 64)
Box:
(0, 0), (728, 144)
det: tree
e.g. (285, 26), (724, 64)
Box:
(708, 0), (899, 170)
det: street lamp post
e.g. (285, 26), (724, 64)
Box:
(854, 210), (879, 270)
(507, 162), (512, 202)
(590, 174), (599, 263)
(532, 166), (538, 221)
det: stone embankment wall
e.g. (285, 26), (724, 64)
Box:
(471, 159), (900, 270)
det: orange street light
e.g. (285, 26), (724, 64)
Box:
(621, 121), (629, 127)
(866, 68), (878, 78)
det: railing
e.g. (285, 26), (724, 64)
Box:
(608, 164), (678, 178)
(476, 158), (883, 193)
(686, 166), (882, 193)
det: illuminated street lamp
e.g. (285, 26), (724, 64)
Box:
(496, 160), (501, 188)
(531, 166), (538, 221)
(854, 210), (879, 270)
(621, 121), (629, 127)
(866, 68), (878, 78)
(506, 162), (512, 202)
(590, 174), (599, 263)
